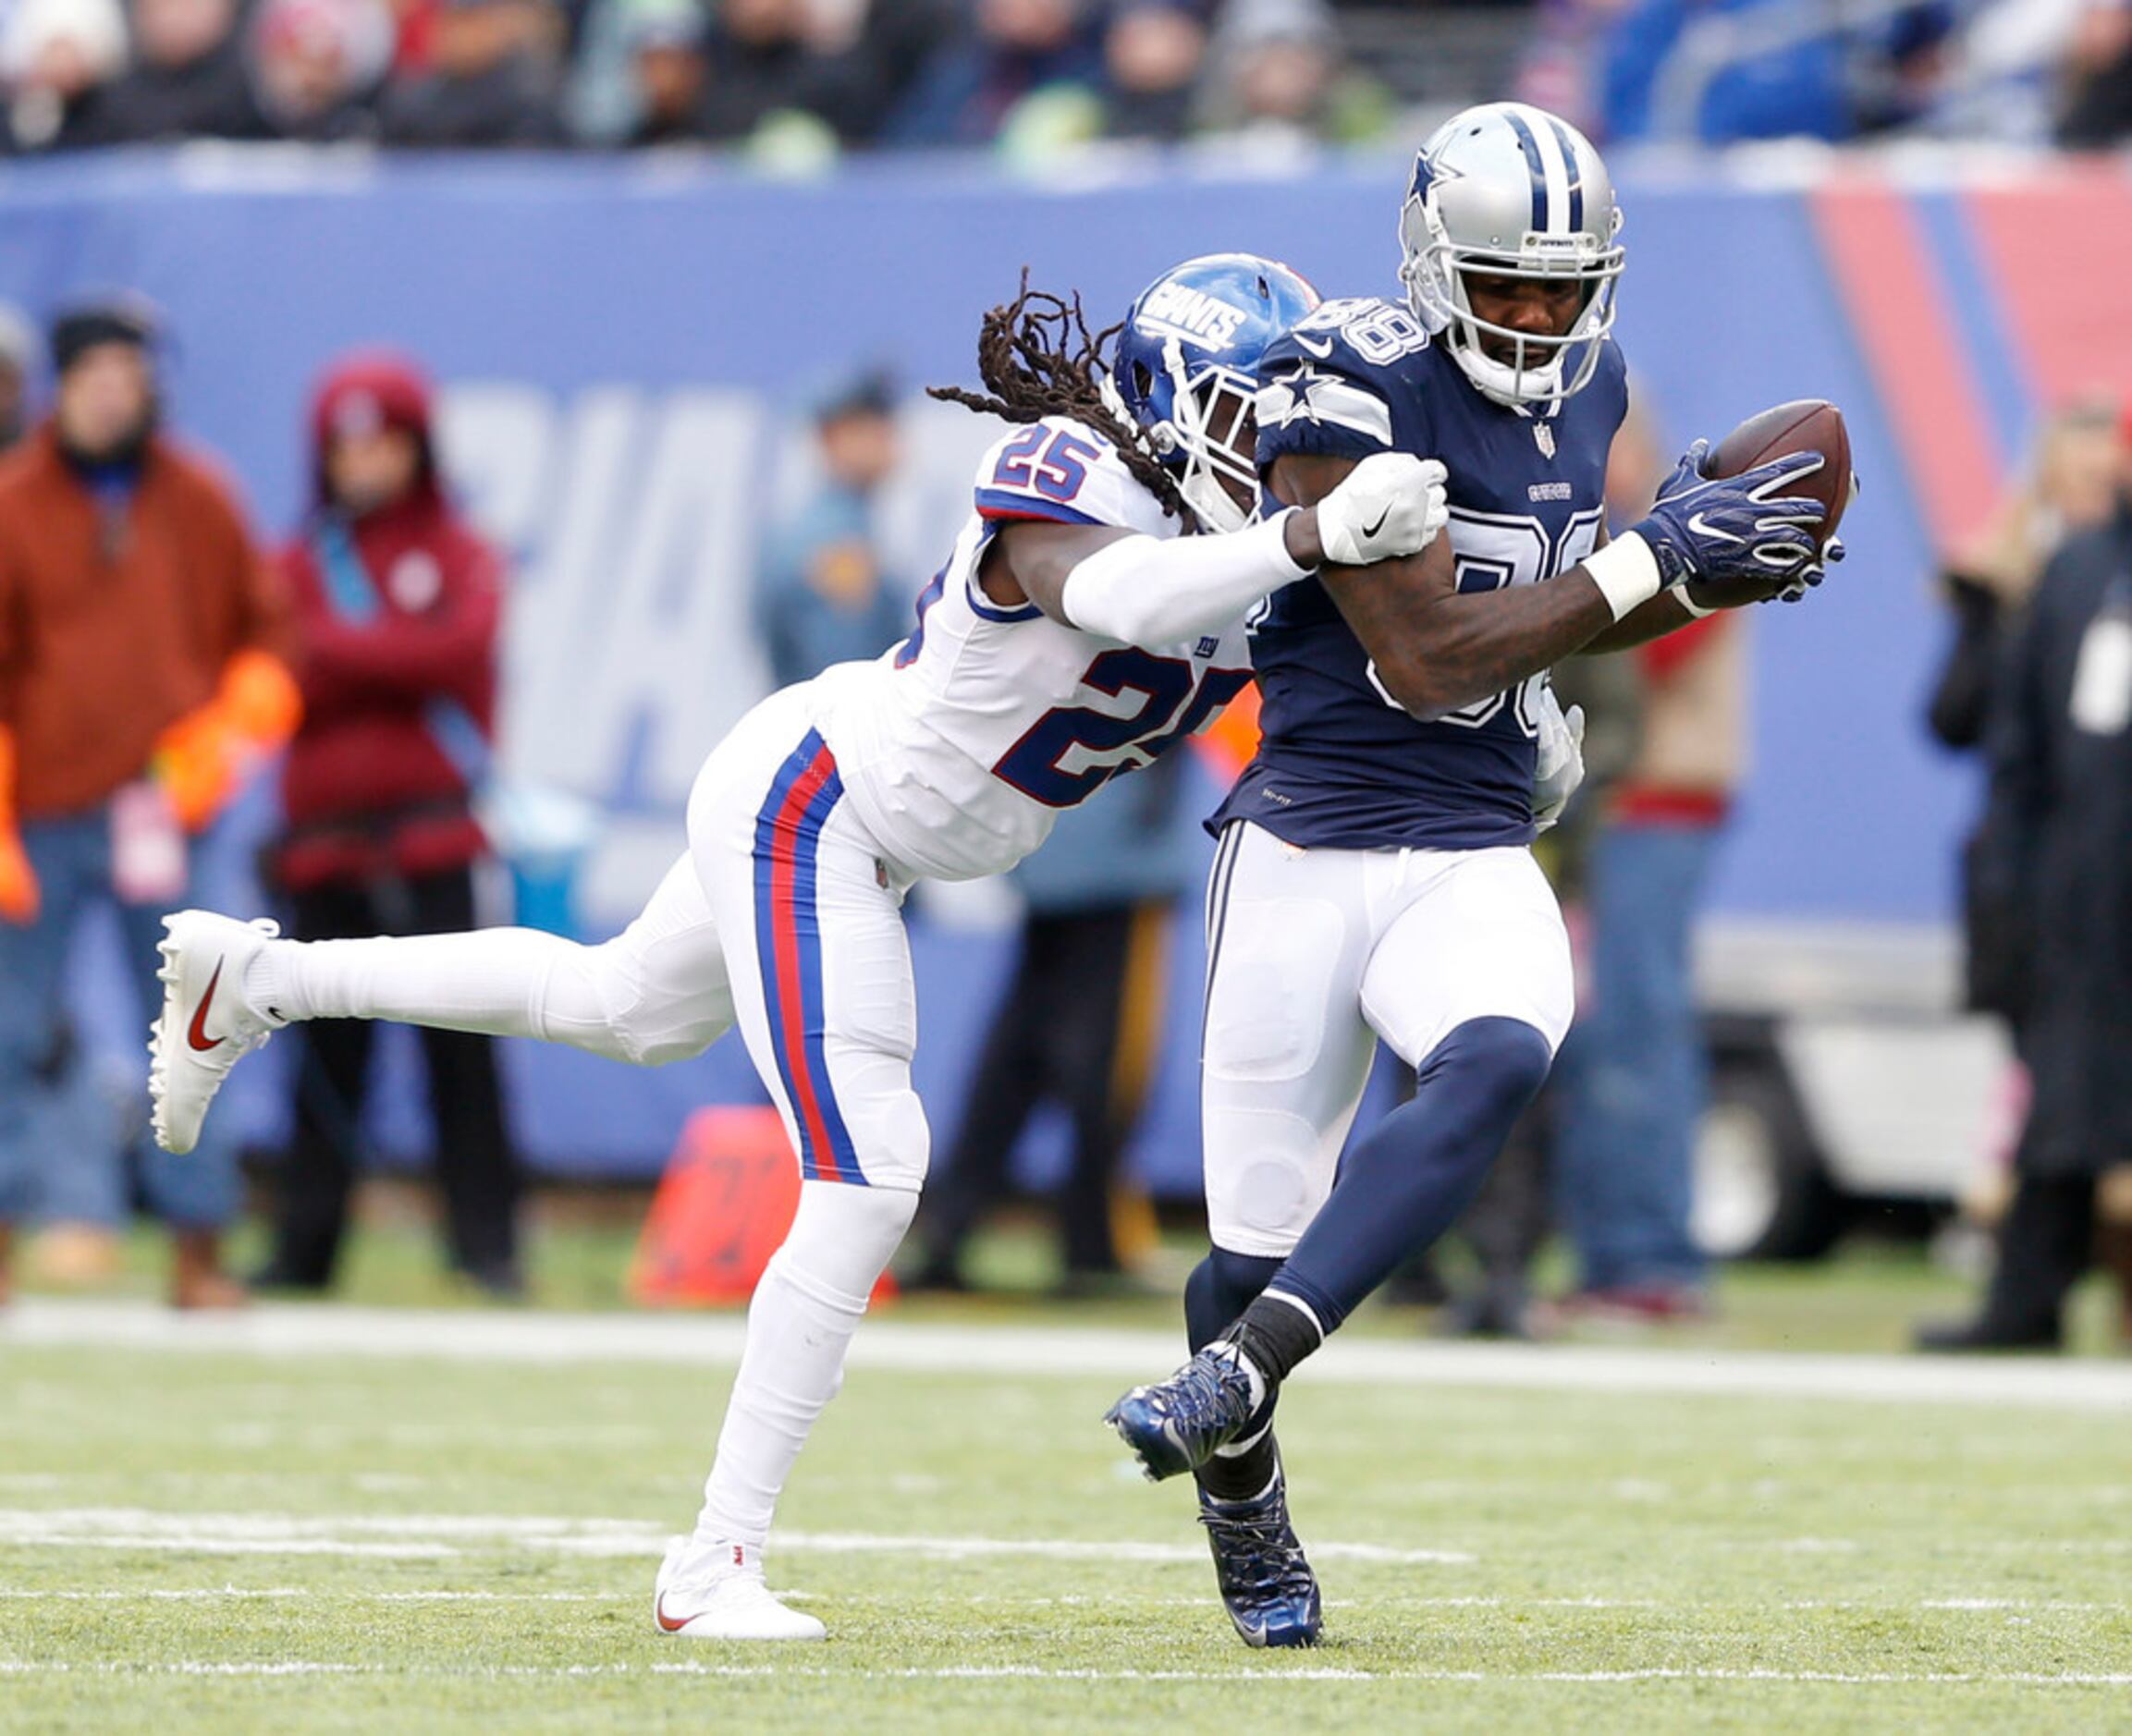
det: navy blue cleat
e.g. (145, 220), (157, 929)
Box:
(1103, 1344), (1258, 1482)
(1200, 1465), (1322, 1648)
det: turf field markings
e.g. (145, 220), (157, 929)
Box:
(4, 1660), (2132, 1685)
(0, 1510), (1476, 1566)
(12, 1299), (2132, 1413)
(1, 1587), (2116, 1616)
(0, 1588), (608, 1602)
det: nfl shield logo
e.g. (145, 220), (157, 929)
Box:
(1534, 422), (1556, 460)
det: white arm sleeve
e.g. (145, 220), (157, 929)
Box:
(1058, 512), (1308, 649)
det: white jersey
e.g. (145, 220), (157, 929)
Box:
(812, 414), (1254, 883)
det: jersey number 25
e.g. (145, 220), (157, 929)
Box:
(994, 650), (1251, 807)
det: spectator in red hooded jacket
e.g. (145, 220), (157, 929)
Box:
(253, 349), (524, 1299)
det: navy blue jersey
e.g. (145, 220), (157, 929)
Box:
(1214, 296), (1628, 851)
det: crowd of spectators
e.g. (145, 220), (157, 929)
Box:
(1518, 0), (2132, 150)
(10, 0), (2132, 161)
(0, 0), (1398, 156)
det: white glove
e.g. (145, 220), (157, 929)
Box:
(1531, 687), (1586, 834)
(1315, 452), (1449, 567)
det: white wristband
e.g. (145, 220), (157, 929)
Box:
(1580, 532), (1664, 622)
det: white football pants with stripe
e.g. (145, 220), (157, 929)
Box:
(250, 682), (926, 1551)
(1198, 819), (1576, 1260)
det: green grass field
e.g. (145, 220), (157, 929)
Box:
(4, 1223), (2130, 1734)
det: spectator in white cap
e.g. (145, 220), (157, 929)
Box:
(1, 0), (127, 149)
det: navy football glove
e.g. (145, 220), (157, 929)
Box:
(1632, 440), (1828, 601)
(1772, 532), (1845, 604)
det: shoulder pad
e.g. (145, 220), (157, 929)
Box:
(1256, 298), (1438, 468)
(972, 414), (1165, 533)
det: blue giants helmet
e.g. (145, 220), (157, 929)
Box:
(1106, 253), (1320, 533)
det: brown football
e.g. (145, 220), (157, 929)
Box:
(1706, 399), (1853, 538)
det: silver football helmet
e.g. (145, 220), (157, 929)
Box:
(1396, 101), (1624, 409)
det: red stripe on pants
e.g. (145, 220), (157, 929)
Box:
(766, 749), (844, 1183)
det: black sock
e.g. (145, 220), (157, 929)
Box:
(1198, 1427), (1280, 1503)
(1228, 1291), (1323, 1387)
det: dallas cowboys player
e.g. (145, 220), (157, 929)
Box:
(1104, 104), (1845, 1648)
(143, 254), (1449, 1642)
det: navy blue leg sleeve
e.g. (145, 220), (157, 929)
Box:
(1186, 1245), (1283, 1351)
(1264, 1017), (1554, 1344)
(1183, 1246), (1288, 1499)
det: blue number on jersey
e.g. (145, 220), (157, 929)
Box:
(1217, 298), (1629, 851)
(995, 651), (1252, 809)
(990, 426), (1102, 504)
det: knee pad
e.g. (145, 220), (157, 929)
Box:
(1185, 1246), (1285, 1351)
(553, 935), (722, 1068)
(817, 1049), (930, 1192)
(1418, 1017), (1555, 1135)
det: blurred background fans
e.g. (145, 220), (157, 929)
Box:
(0, 0), (2130, 1354)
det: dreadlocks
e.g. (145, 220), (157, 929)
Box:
(928, 272), (1190, 522)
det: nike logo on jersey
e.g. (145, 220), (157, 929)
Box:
(187, 960), (228, 1053)
(1293, 332), (1334, 359)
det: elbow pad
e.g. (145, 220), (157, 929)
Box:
(1060, 514), (1306, 650)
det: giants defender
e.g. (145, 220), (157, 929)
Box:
(1106, 104), (1844, 1647)
(145, 255), (1451, 1641)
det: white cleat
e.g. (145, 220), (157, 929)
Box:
(652, 1535), (826, 1642)
(149, 911), (284, 1155)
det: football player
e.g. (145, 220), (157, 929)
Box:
(1104, 103), (1846, 1648)
(143, 252), (1448, 1642)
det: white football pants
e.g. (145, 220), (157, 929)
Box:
(251, 680), (926, 1547)
(1199, 820), (1574, 1260)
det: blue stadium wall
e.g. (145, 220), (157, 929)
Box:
(10, 150), (2111, 1190)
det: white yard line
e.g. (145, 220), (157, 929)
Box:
(0, 1587), (2117, 1614)
(2, 1659), (2129, 1686)
(0, 1509), (1472, 1566)
(8, 1299), (2132, 1413)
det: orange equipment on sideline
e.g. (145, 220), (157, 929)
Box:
(630, 1106), (899, 1306)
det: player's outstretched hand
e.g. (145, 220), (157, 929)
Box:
(1632, 441), (1827, 603)
(1314, 452), (1449, 568)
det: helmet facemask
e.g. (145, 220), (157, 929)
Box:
(1399, 190), (1624, 410)
(1109, 336), (1260, 533)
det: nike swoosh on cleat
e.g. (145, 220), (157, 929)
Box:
(655, 1594), (691, 1633)
(187, 960), (228, 1053)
